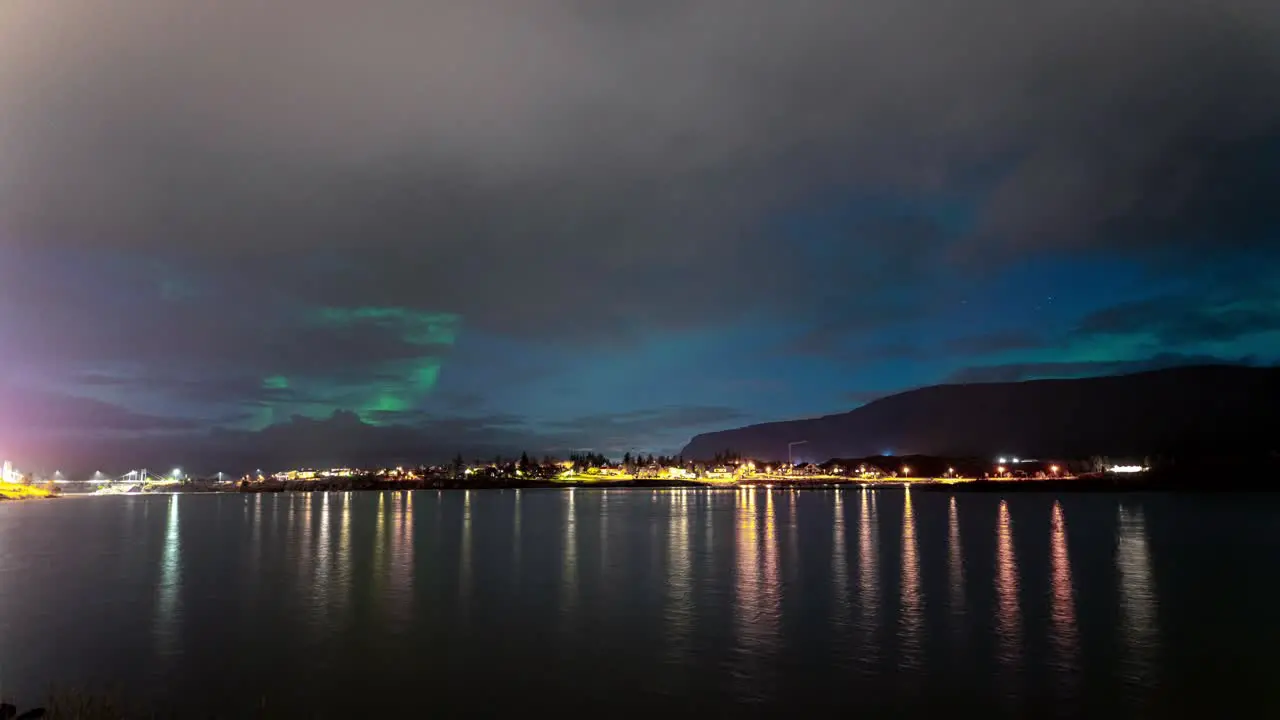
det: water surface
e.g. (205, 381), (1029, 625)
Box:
(2, 489), (1278, 716)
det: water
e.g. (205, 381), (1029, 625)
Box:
(2, 489), (1278, 717)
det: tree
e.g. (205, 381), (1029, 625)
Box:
(519, 452), (531, 472)
(622, 451), (633, 467)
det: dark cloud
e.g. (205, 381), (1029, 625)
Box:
(0, 386), (199, 434)
(1077, 293), (1280, 345)
(5, 1), (1277, 343)
(551, 406), (746, 434)
(944, 353), (1247, 385)
(945, 330), (1048, 355)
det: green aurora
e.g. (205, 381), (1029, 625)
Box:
(245, 308), (460, 430)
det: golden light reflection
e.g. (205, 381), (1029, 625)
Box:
(336, 492), (351, 615)
(374, 491), (387, 577)
(995, 500), (1022, 670)
(733, 488), (759, 631)
(270, 492), (280, 536)
(250, 494), (263, 576)
(763, 486), (779, 611)
(704, 487), (715, 562)
(1117, 505), (1158, 684)
(387, 492), (414, 627)
(789, 489), (798, 565)
(598, 489), (608, 575)
(563, 488), (578, 612)
(513, 489), (523, 576)
(460, 490), (472, 605)
(948, 496), (965, 626)
(731, 486), (779, 687)
(299, 494), (313, 593)
(833, 489), (848, 614)
(858, 488), (880, 662)
(1050, 501), (1078, 683)
(900, 486), (922, 668)
(317, 492), (332, 587)
(665, 487), (693, 660)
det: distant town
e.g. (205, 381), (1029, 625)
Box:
(2, 451), (1159, 500)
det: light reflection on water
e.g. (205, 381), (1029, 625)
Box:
(513, 489), (523, 579)
(665, 489), (693, 663)
(3, 489), (1268, 716)
(460, 490), (472, 608)
(900, 487), (923, 670)
(832, 489), (848, 616)
(1118, 504), (1158, 687)
(948, 496), (965, 631)
(995, 499), (1023, 692)
(153, 495), (181, 656)
(388, 492), (412, 628)
(562, 487), (578, 618)
(858, 488), (880, 667)
(1049, 500), (1079, 704)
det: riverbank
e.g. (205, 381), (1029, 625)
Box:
(0, 482), (55, 500)
(77, 471), (1278, 496)
(235, 476), (709, 493)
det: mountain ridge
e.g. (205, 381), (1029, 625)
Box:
(680, 365), (1280, 461)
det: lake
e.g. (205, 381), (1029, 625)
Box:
(2, 489), (1278, 717)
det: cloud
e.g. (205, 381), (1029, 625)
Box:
(943, 353), (1248, 385)
(0, 387), (196, 432)
(551, 405), (746, 434)
(945, 330), (1048, 355)
(4, 0), (1277, 345)
(1076, 293), (1280, 346)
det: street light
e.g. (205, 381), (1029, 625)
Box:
(172, 468), (182, 479)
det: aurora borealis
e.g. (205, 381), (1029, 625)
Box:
(2, 1), (1279, 473)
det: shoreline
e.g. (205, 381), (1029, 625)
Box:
(69, 472), (1280, 496)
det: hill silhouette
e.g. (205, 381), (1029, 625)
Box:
(680, 365), (1280, 461)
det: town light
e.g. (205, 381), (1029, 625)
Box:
(172, 468), (182, 479)
(997, 465), (1005, 474)
(902, 466), (910, 475)
(1050, 465), (1060, 474)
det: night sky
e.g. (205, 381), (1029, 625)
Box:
(2, 2), (1279, 473)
